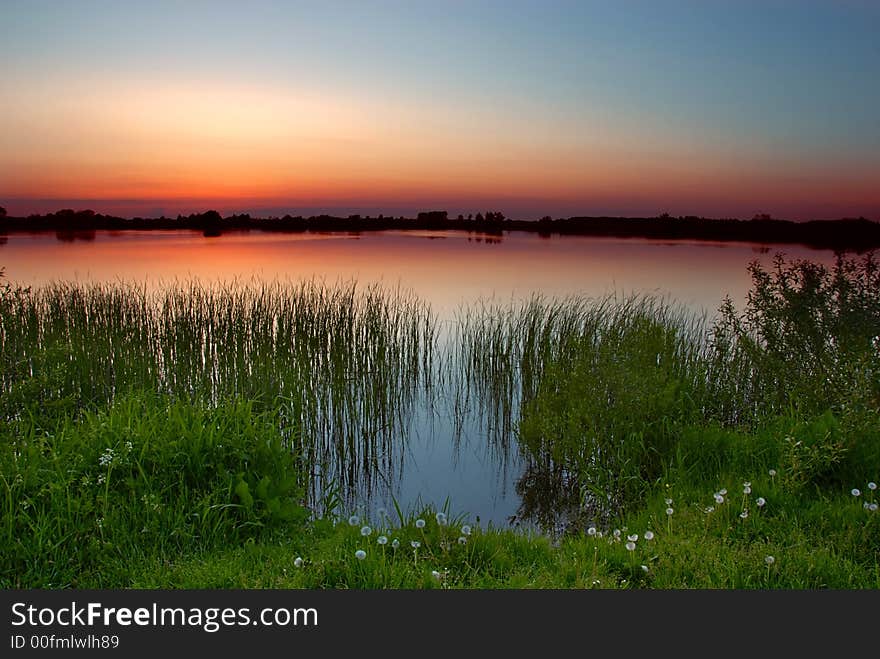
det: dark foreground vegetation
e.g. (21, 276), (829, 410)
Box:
(2, 207), (879, 250)
(1, 253), (878, 588)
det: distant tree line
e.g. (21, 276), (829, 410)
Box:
(1, 206), (879, 250)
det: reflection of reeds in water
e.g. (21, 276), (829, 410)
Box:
(0, 279), (436, 505)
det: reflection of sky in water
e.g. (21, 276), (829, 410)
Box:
(0, 230), (842, 529)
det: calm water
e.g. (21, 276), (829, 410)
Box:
(0, 229), (840, 530)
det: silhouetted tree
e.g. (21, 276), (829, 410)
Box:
(0, 206), (6, 218)
(475, 213), (484, 222)
(457, 214), (464, 221)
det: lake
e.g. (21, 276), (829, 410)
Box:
(0, 229), (841, 531)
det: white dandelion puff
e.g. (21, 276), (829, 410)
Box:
(391, 539), (400, 549)
(768, 469), (777, 477)
(377, 535), (388, 545)
(644, 531), (654, 541)
(587, 526), (597, 536)
(756, 497), (766, 507)
(852, 488), (861, 497)
(415, 518), (426, 529)
(348, 515), (360, 526)
(627, 534), (638, 542)
(411, 540), (421, 549)
(739, 510), (749, 519)
(458, 536), (467, 544)
(765, 555), (775, 565)
(435, 512), (448, 526)
(360, 525), (372, 536)
(714, 494), (725, 504)
(625, 541), (636, 551)
(666, 507), (674, 516)
(355, 550), (366, 560)
(294, 556), (303, 568)
(868, 482), (877, 491)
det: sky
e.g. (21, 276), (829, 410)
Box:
(1, 0), (879, 220)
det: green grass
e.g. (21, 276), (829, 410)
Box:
(1, 254), (878, 588)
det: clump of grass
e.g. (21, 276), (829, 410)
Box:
(0, 392), (308, 588)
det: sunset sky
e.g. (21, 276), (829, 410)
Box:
(1, 0), (878, 220)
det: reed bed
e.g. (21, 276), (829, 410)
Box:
(0, 278), (436, 498)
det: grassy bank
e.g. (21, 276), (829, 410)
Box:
(1, 254), (878, 588)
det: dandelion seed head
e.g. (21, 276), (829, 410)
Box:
(627, 534), (638, 542)
(431, 570), (441, 580)
(743, 486), (752, 494)
(644, 531), (654, 541)
(355, 550), (366, 560)
(756, 497), (766, 507)
(415, 518), (426, 529)
(613, 529), (621, 538)
(666, 507), (674, 516)
(411, 540), (421, 549)
(868, 482), (877, 491)
(769, 469), (777, 477)
(348, 515), (360, 526)
(743, 481), (751, 488)
(869, 503), (878, 512)
(665, 498), (673, 506)
(587, 526), (597, 536)
(714, 494), (724, 504)
(294, 556), (303, 568)
(377, 535), (388, 545)
(852, 488), (862, 497)
(458, 536), (467, 544)
(435, 512), (447, 526)
(360, 525), (372, 537)
(719, 488), (728, 496)
(461, 525), (472, 536)
(625, 541), (636, 551)
(765, 555), (775, 565)
(641, 565), (649, 573)
(391, 539), (400, 549)
(740, 510), (749, 519)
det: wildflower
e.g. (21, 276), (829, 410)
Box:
(391, 539), (400, 549)
(714, 494), (724, 504)
(868, 482), (877, 491)
(743, 481), (751, 488)
(360, 525), (372, 537)
(125, 441), (133, 452)
(355, 550), (366, 560)
(864, 502), (871, 510)
(458, 536), (467, 544)
(743, 485), (752, 495)
(377, 535), (388, 545)
(613, 529), (621, 538)
(640, 565), (649, 573)
(415, 518), (425, 529)
(768, 469), (777, 477)
(98, 448), (115, 467)
(587, 526), (597, 536)
(625, 541), (636, 551)
(765, 555), (775, 565)
(705, 506), (715, 514)
(97, 474), (106, 485)
(96, 517), (104, 529)
(719, 488), (728, 496)
(756, 497), (766, 507)
(665, 498), (673, 506)
(435, 512), (447, 526)
(294, 557), (303, 568)
(627, 534), (638, 542)
(643, 531), (654, 541)
(461, 525), (472, 536)
(852, 489), (861, 497)
(411, 541), (421, 549)
(739, 510), (749, 519)
(666, 507), (674, 516)
(348, 515), (360, 526)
